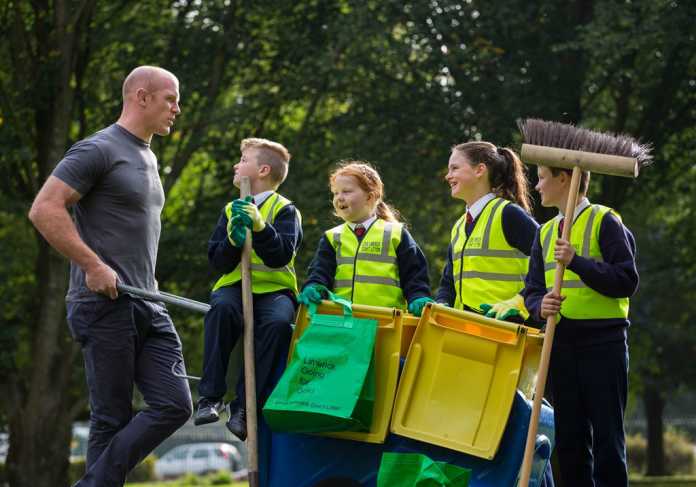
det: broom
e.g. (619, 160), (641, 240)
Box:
(516, 118), (652, 486)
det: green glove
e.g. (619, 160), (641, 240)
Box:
(408, 296), (434, 317)
(298, 284), (326, 306)
(480, 294), (529, 321)
(232, 200), (254, 230)
(226, 213), (251, 247)
(232, 196), (265, 232)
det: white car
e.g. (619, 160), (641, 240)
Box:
(0, 432), (8, 463)
(154, 442), (243, 480)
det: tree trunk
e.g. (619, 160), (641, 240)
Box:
(7, 392), (74, 487)
(4, 2), (93, 485)
(6, 241), (82, 487)
(644, 384), (666, 476)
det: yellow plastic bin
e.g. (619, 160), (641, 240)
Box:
(518, 327), (544, 401)
(290, 301), (403, 443)
(390, 303), (528, 459)
(401, 314), (419, 358)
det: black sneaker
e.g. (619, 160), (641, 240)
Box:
(225, 406), (247, 440)
(193, 397), (224, 426)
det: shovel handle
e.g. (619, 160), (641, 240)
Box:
(239, 177), (259, 487)
(116, 283), (210, 314)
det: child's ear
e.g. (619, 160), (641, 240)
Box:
(558, 171), (570, 187)
(474, 162), (487, 178)
(258, 164), (271, 178)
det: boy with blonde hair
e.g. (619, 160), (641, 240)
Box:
(195, 138), (302, 441)
(524, 164), (638, 486)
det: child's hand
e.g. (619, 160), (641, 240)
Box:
(408, 297), (434, 317)
(233, 197), (265, 232)
(554, 238), (576, 266)
(298, 284), (325, 305)
(540, 291), (565, 319)
(227, 214), (250, 247)
(480, 294), (529, 321)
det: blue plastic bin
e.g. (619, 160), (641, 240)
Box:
(259, 390), (554, 487)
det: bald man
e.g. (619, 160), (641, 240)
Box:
(29, 66), (192, 487)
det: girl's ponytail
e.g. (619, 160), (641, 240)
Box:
(497, 147), (531, 213)
(376, 200), (400, 222)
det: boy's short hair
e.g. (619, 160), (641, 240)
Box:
(549, 167), (591, 195)
(240, 138), (291, 185)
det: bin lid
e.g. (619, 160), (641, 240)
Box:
(391, 304), (528, 459)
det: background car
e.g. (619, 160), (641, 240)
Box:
(153, 441), (243, 480)
(0, 432), (8, 463)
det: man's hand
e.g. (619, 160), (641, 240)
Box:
(540, 291), (566, 319)
(554, 238), (576, 266)
(232, 197), (265, 232)
(85, 262), (119, 299)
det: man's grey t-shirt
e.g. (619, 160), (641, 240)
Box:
(52, 124), (165, 302)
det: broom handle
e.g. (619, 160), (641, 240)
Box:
(239, 177), (259, 487)
(519, 166), (582, 486)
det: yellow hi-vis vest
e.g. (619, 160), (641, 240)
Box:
(213, 192), (300, 294)
(451, 198), (529, 312)
(326, 219), (407, 309)
(540, 204), (629, 319)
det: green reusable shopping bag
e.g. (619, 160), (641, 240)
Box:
(263, 289), (378, 433)
(376, 452), (471, 487)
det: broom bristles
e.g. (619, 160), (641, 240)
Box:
(518, 118), (653, 167)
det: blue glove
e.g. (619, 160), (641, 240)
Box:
(298, 284), (326, 306)
(408, 297), (434, 317)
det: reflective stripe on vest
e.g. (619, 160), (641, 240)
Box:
(451, 198), (529, 312)
(327, 219), (406, 309)
(540, 204), (629, 319)
(213, 193), (300, 294)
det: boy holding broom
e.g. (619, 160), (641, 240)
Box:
(524, 165), (638, 487)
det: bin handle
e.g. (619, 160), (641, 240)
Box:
(429, 314), (523, 345)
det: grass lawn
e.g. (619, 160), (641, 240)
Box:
(128, 482), (247, 487)
(127, 475), (696, 486)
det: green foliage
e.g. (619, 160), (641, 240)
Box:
(126, 455), (158, 483)
(69, 459), (86, 485)
(628, 429), (696, 475)
(68, 455), (156, 484)
(208, 470), (234, 484)
(174, 473), (206, 485)
(629, 477), (696, 487)
(127, 477), (248, 487)
(0, 209), (36, 374)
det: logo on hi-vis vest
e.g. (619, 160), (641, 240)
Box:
(468, 236), (482, 248)
(361, 241), (382, 253)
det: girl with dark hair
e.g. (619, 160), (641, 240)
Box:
(436, 141), (537, 321)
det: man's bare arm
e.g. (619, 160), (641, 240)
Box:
(28, 176), (119, 298)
